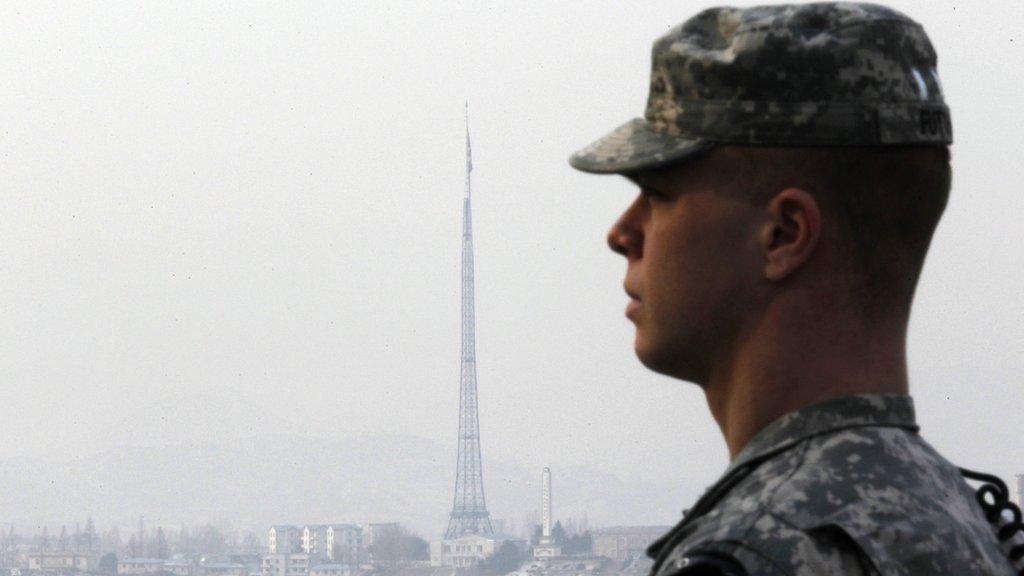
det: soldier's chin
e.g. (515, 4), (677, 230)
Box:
(635, 333), (703, 382)
(634, 334), (672, 374)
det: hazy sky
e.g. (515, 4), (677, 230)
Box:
(1, 0), (1023, 531)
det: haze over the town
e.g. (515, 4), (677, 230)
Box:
(1, 0), (1022, 546)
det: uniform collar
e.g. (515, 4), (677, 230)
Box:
(647, 393), (920, 567)
(725, 393), (920, 477)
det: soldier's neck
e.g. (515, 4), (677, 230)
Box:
(703, 307), (910, 460)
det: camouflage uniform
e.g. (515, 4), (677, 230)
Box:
(644, 394), (1016, 575)
(568, 3), (1017, 574)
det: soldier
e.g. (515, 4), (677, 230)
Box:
(569, 3), (1019, 576)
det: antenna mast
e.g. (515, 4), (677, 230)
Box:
(445, 103), (494, 539)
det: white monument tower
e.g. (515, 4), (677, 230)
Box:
(533, 467), (562, 558)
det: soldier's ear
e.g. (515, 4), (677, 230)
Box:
(760, 188), (821, 281)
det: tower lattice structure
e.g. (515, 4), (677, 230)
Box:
(445, 104), (494, 539)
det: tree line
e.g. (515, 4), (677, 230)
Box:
(529, 520), (593, 555)
(0, 518), (262, 562)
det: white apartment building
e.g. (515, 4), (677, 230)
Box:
(268, 526), (302, 555)
(324, 526), (360, 565)
(264, 523), (363, 576)
(268, 525), (360, 564)
(301, 527), (326, 557)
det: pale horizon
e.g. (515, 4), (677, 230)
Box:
(1, 0), (1021, 540)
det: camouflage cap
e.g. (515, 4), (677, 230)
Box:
(569, 2), (953, 174)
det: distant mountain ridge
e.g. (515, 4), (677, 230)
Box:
(0, 434), (689, 538)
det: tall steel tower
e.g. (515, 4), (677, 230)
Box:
(541, 467), (553, 543)
(445, 104), (494, 539)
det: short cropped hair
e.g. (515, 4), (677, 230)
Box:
(724, 146), (951, 319)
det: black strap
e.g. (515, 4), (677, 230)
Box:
(959, 467), (1024, 574)
(648, 464), (754, 576)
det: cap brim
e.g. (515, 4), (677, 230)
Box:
(569, 118), (714, 175)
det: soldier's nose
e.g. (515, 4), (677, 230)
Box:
(607, 199), (644, 259)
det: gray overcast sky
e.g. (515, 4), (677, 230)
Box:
(1, 0), (1022, 528)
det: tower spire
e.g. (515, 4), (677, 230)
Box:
(446, 103), (493, 539)
(465, 101), (473, 199)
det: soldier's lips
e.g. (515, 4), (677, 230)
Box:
(624, 286), (641, 319)
(626, 298), (641, 319)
